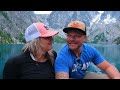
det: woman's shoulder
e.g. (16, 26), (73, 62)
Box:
(52, 50), (57, 59)
(6, 51), (30, 65)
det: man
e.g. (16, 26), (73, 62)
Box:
(55, 21), (120, 79)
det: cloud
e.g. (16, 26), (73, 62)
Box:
(34, 11), (52, 14)
(98, 11), (104, 14)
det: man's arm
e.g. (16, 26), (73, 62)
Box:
(97, 60), (120, 79)
(55, 72), (69, 79)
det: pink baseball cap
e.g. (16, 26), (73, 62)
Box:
(25, 22), (59, 42)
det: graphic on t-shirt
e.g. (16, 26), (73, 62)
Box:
(72, 58), (91, 72)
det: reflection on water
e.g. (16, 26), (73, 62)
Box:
(0, 43), (120, 79)
(89, 44), (120, 73)
(0, 44), (24, 79)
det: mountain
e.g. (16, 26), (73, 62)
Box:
(0, 11), (120, 44)
(87, 11), (120, 44)
(0, 11), (41, 43)
(45, 11), (99, 39)
(47, 11), (99, 29)
(45, 11), (120, 44)
(36, 14), (49, 25)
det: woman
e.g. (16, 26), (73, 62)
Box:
(3, 22), (59, 79)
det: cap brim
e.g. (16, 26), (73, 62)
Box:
(63, 27), (86, 35)
(40, 30), (59, 37)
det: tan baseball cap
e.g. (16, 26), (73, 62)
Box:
(63, 21), (86, 35)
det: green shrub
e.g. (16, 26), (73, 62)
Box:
(0, 31), (13, 44)
(18, 33), (25, 42)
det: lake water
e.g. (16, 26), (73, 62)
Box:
(0, 43), (120, 79)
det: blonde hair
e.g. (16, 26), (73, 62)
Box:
(22, 37), (55, 66)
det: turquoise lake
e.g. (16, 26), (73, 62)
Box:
(0, 43), (120, 79)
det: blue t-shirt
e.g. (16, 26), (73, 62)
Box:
(55, 43), (104, 79)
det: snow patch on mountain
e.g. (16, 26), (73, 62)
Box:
(90, 11), (103, 27)
(104, 14), (116, 24)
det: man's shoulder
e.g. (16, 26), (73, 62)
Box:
(82, 44), (98, 55)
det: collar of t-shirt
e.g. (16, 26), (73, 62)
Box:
(30, 53), (36, 61)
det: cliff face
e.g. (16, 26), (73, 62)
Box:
(0, 11), (120, 44)
(45, 11), (120, 44)
(87, 11), (120, 44)
(46, 11), (99, 29)
(0, 11), (41, 43)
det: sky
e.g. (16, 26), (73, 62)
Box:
(34, 11), (52, 14)
(98, 11), (104, 13)
(34, 11), (104, 14)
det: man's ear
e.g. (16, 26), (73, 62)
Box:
(83, 35), (87, 42)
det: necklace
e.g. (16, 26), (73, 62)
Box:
(30, 53), (40, 67)
(30, 53), (47, 62)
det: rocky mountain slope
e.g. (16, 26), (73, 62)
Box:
(0, 11), (120, 44)
(87, 11), (120, 44)
(0, 11), (41, 43)
(45, 11), (120, 44)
